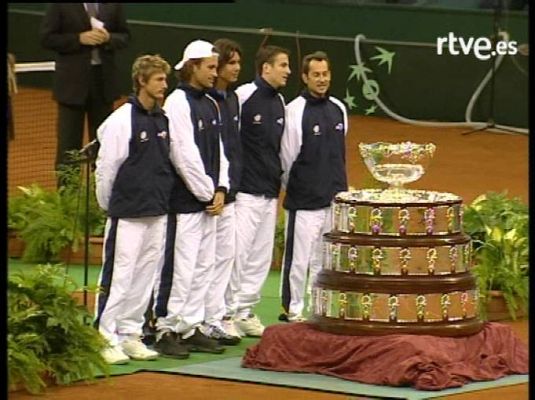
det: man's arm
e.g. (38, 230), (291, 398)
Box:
(280, 99), (304, 189)
(95, 107), (131, 211)
(165, 91), (215, 202)
(40, 4), (84, 53)
(101, 4), (130, 51)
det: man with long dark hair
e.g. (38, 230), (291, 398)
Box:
(202, 38), (244, 345)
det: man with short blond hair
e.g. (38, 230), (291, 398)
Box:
(94, 54), (173, 365)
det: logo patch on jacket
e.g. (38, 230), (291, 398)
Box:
(198, 119), (204, 131)
(276, 117), (284, 125)
(211, 119), (217, 126)
(335, 123), (344, 132)
(139, 131), (148, 142)
(253, 114), (262, 124)
(313, 124), (321, 135)
(157, 131), (167, 139)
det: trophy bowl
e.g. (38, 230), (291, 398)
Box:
(359, 142), (436, 190)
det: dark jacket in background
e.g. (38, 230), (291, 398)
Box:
(40, 3), (130, 106)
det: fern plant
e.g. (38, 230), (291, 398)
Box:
(463, 191), (529, 320)
(8, 159), (106, 262)
(8, 264), (109, 393)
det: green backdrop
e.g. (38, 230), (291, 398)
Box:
(8, 2), (528, 128)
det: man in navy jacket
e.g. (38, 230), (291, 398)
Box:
(154, 40), (229, 357)
(94, 54), (173, 365)
(279, 51), (348, 322)
(203, 38), (244, 345)
(233, 45), (291, 336)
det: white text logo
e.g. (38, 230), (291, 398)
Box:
(436, 32), (517, 61)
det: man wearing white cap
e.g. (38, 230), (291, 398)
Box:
(153, 39), (230, 357)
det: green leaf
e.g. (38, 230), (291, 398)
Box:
(8, 265), (110, 393)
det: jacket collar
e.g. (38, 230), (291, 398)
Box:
(178, 82), (206, 99)
(254, 76), (279, 96)
(301, 89), (329, 104)
(128, 94), (165, 116)
(208, 87), (227, 101)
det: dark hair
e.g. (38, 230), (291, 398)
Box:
(131, 54), (171, 94)
(255, 45), (290, 76)
(301, 51), (330, 75)
(175, 58), (204, 83)
(213, 38), (242, 71)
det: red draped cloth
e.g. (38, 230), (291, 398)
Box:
(242, 322), (528, 391)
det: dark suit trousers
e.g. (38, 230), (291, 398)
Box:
(55, 65), (113, 171)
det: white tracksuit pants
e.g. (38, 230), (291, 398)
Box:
(280, 207), (331, 318)
(204, 202), (238, 326)
(234, 192), (278, 318)
(154, 212), (216, 338)
(94, 215), (167, 346)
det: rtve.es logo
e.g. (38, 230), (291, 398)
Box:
(436, 32), (518, 61)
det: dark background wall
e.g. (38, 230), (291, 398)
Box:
(8, 1), (528, 128)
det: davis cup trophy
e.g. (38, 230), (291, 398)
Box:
(309, 142), (483, 336)
(360, 141), (435, 195)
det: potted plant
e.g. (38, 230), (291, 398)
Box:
(8, 264), (109, 393)
(8, 158), (106, 263)
(463, 191), (529, 320)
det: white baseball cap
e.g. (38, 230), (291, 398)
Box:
(174, 40), (219, 70)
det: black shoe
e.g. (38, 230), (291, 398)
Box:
(154, 331), (190, 359)
(182, 328), (226, 354)
(142, 325), (156, 346)
(278, 313), (289, 322)
(205, 325), (241, 346)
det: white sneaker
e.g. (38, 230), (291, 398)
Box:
(222, 317), (243, 338)
(235, 314), (265, 337)
(101, 345), (130, 365)
(288, 314), (307, 323)
(204, 324), (241, 345)
(121, 337), (159, 361)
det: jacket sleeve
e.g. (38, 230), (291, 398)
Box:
(208, 95), (229, 192)
(331, 96), (349, 136)
(165, 91), (215, 202)
(40, 4), (83, 53)
(218, 137), (230, 191)
(341, 101), (349, 136)
(280, 100), (303, 190)
(102, 4), (130, 51)
(39, 4), (130, 54)
(235, 82), (256, 108)
(95, 107), (131, 211)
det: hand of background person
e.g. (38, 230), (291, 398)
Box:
(206, 191), (225, 216)
(96, 27), (110, 43)
(79, 28), (109, 46)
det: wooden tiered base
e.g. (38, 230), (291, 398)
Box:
(310, 315), (484, 337)
(310, 271), (484, 337)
